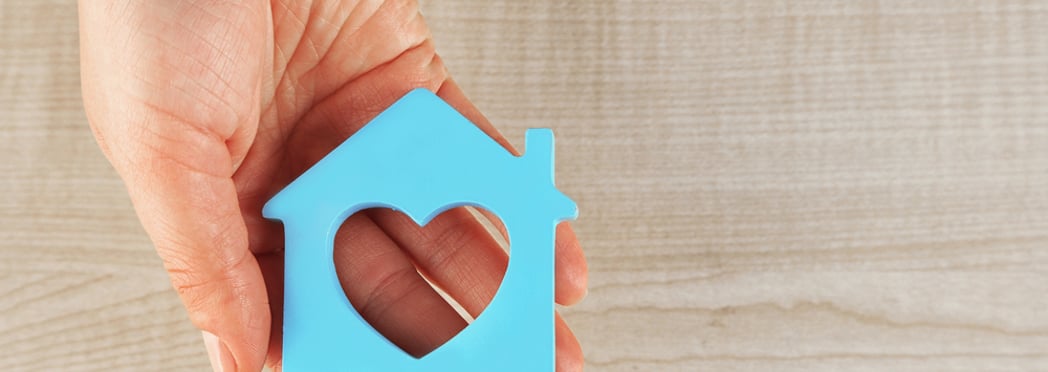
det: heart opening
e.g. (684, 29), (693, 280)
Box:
(332, 206), (509, 358)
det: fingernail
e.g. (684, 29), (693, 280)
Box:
(201, 331), (235, 372)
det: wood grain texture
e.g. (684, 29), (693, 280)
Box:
(2, 0), (1047, 370)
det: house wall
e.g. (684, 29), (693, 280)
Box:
(2, 0), (1046, 370)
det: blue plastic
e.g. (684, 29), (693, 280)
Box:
(263, 88), (577, 371)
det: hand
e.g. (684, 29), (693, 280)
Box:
(78, 1), (588, 370)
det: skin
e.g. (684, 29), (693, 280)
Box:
(77, 1), (588, 371)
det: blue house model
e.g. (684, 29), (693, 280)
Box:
(262, 88), (578, 371)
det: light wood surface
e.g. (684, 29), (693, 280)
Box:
(3, 0), (1047, 371)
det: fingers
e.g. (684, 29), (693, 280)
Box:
(365, 205), (588, 367)
(553, 222), (589, 305)
(435, 79), (588, 305)
(366, 206), (587, 310)
(353, 208), (586, 369)
(367, 207), (509, 314)
(333, 212), (467, 356)
(471, 208), (589, 305)
(364, 166), (586, 307)
(557, 314), (585, 372)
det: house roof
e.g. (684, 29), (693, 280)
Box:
(262, 88), (575, 226)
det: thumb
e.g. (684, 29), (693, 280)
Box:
(82, 101), (271, 371)
(120, 146), (270, 372)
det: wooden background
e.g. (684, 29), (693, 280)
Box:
(2, 0), (1047, 370)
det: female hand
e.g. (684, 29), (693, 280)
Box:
(78, 1), (587, 370)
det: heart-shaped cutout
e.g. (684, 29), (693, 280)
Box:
(332, 206), (509, 358)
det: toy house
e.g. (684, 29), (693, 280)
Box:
(263, 88), (577, 371)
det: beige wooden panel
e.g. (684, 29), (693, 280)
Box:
(2, 0), (1047, 371)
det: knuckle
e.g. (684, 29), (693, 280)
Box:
(166, 265), (222, 327)
(357, 264), (422, 318)
(157, 240), (254, 329)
